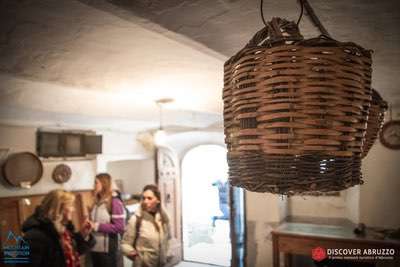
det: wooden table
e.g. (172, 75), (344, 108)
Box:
(271, 223), (400, 267)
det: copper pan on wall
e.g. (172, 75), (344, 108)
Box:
(1, 152), (43, 188)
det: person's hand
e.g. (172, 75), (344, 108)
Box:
(80, 219), (94, 237)
(127, 250), (138, 261)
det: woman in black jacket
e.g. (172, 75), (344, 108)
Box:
(19, 189), (95, 267)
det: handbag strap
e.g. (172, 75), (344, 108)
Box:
(133, 215), (142, 249)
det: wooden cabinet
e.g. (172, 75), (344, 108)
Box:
(0, 190), (92, 247)
(271, 222), (400, 267)
(0, 199), (22, 244)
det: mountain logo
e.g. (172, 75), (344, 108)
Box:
(2, 231), (30, 264)
(5, 231), (27, 245)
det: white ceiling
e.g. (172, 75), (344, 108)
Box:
(98, 0), (400, 105)
(1, 0), (399, 132)
(0, 0), (225, 131)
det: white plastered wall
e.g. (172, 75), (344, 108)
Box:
(0, 125), (153, 198)
(359, 141), (400, 228)
(0, 124), (96, 197)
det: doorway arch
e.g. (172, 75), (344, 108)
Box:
(181, 144), (245, 266)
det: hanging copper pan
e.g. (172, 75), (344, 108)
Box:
(2, 152), (43, 188)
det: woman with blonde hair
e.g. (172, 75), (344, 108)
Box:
(89, 173), (125, 267)
(20, 189), (95, 267)
(121, 184), (172, 267)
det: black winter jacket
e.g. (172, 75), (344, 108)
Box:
(18, 208), (95, 267)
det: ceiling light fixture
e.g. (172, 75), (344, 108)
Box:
(154, 98), (174, 146)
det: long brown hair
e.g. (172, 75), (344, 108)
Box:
(94, 173), (113, 208)
(141, 184), (169, 225)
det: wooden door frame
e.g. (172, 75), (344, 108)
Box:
(229, 186), (247, 267)
(156, 146), (183, 266)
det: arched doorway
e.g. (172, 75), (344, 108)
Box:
(181, 145), (245, 266)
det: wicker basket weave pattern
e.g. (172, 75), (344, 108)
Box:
(224, 18), (374, 194)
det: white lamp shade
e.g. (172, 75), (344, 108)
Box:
(154, 129), (167, 146)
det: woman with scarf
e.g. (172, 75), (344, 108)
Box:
(20, 189), (95, 267)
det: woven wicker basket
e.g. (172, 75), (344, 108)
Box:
(361, 89), (387, 158)
(224, 18), (373, 194)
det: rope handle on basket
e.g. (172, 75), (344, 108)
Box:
(245, 18), (303, 49)
(226, 16), (303, 67)
(259, 0), (332, 39)
(226, 0), (336, 65)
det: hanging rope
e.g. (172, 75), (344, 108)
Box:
(260, 0), (331, 38)
(296, 0), (304, 26)
(299, 0), (331, 37)
(260, 0), (267, 26)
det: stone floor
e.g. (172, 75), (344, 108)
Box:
(174, 261), (222, 267)
(183, 220), (230, 266)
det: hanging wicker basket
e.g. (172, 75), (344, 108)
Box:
(361, 89), (388, 158)
(224, 18), (374, 194)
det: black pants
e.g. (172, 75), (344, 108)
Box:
(91, 251), (117, 267)
(90, 234), (123, 267)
